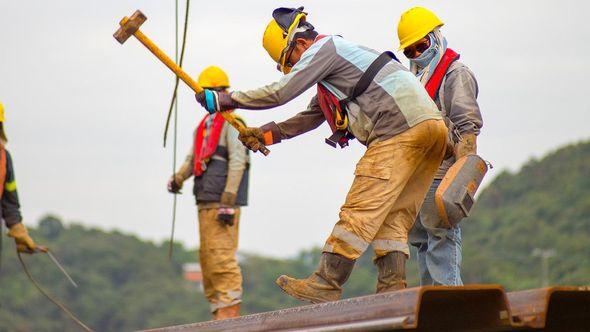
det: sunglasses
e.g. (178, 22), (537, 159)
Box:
(403, 38), (431, 59)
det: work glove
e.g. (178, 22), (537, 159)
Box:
(167, 174), (183, 194)
(238, 127), (265, 153)
(217, 192), (237, 226)
(7, 222), (37, 253)
(454, 133), (477, 159)
(195, 90), (239, 114)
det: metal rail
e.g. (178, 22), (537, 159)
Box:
(144, 285), (590, 331)
(144, 285), (517, 332)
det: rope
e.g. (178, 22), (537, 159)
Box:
(166, 0), (191, 260)
(163, 0), (191, 147)
(17, 251), (94, 332)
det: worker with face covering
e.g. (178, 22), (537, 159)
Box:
(0, 102), (38, 254)
(398, 7), (483, 286)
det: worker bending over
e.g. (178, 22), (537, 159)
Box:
(168, 67), (250, 319)
(398, 7), (483, 286)
(0, 102), (38, 254)
(195, 7), (447, 303)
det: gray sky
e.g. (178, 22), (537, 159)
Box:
(1, 1), (588, 257)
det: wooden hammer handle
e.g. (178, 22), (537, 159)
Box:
(132, 29), (271, 156)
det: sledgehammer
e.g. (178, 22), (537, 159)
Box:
(113, 10), (270, 156)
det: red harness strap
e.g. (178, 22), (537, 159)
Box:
(193, 113), (226, 176)
(425, 48), (460, 99)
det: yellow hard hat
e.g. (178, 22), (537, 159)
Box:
(0, 102), (4, 123)
(198, 66), (230, 89)
(397, 7), (444, 51)
(263, 7), (308, 74)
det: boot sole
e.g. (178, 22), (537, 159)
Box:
(275, 275), (326, 304)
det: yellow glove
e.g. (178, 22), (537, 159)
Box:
(7, 222), (37, 253)
(238, 127), (265, 152)
(455, 133), (477, 160)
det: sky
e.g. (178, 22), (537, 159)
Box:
(1, 1), (588, 258)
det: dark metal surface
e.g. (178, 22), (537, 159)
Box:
(144, 285), (513, 332)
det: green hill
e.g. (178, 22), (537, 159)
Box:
(461, 140), (590, 289)
(0, 140), (588, 331)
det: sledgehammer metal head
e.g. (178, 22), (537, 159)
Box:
(113, 10), (147, 44)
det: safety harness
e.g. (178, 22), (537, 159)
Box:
(193, 113), (226, 176)
(315, 36), (399, 148)
(424, 48), (460, 99)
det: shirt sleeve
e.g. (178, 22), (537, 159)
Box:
(259, 95), (326, 145)
(444, 66), (483, 135)
(176, 130), (196, 182)
(2, 150), (23, 228)
(230, 37), (337, 110)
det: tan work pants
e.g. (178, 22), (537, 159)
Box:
(198, 206), (242, 313)
(323, 119), (448, 260)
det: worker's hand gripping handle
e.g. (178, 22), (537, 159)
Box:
(114, 10), (270, 156)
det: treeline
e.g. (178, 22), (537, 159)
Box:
(0, 140), (588, 331)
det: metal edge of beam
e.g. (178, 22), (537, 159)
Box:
(281, 316), (411, 332)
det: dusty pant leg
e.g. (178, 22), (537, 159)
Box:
(323, 123), (437, 260)
(372, 120), (448, 259)
(198, 207), (243, 313)
(417, 180), (464, 286)
(408, 213), (433, 285)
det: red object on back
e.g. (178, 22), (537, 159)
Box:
(316, 84), (340, 133)
(193, 113), (226, 176)
(425, 48), (460, 99)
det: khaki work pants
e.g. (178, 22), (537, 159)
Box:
(198, 206), (242, 313)
(323, 119), (448, 260)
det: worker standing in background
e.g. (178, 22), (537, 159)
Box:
(398, 7), (483, 286)
(167, 67), (250, 320)
(0, 102), (38, 253)
(195, 7), (447, 303)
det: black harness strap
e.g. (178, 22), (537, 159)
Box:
(339, 51), (398, 107)
(327, 51), (399, 148)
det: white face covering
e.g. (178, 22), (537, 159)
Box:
(409, 28), (448, 85)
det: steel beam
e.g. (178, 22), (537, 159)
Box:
(145, 285), (512, 332)
(507, 286), (590, 330)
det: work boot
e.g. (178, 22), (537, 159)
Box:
(276, 252), (355, 303)
(375, 251), (407, 293)
(213, 303), (240, 320)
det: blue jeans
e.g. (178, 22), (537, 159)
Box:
(409, 179), (463, 286)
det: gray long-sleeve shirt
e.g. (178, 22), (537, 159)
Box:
(231, 35), (442, 147)
(435, 60), (483, 178)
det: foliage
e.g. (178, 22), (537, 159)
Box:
(0, 140), (588, 330)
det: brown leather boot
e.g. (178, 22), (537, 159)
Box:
(375, 251), (407, 293)
(276, 252), (355, 304)
(213, 303), (240, 320)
